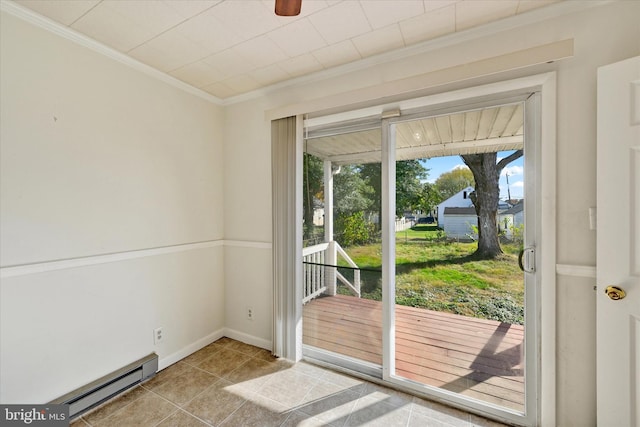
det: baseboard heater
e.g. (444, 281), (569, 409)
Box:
(49, 353), (158, 419)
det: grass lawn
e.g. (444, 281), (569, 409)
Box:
(337, 225), (525, 324)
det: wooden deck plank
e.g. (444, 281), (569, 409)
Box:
(303, 294), (525, 412)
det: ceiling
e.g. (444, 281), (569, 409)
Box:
(14, 0), (560, 101)
(306, 103), (524, 164)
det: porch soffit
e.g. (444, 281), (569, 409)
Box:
(305, 103), (524, 165)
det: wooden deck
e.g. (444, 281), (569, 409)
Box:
(303, 294), (525, 411)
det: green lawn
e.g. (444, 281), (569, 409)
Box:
(337, 225), (524, 324)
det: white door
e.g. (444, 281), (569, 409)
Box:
(597, 56), (640, 427)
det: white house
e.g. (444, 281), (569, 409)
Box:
(1, 1), (638, 426)
(436, 186), (474, 230)
(442, 207), (478, 240)
(499, 200), (525, 239)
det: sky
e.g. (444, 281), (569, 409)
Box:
(422, 150), (524, 200)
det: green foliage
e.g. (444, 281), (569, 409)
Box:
(335, 211), (377, 247)
(333, 165), (373, 215)
(510, 223), (525, 245)
(414, 182), (442, 215)
(302, 153), (324, 241)
(433, 166), (475, 200)
(358, 160), (431, 217)
(395, 160), (429, 215)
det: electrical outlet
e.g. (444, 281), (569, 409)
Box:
(154, 327), (164, 344)
(247, 307), (254, 321)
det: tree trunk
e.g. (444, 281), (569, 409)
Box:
(462, 150), (523, 259)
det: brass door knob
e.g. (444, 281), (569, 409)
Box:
(604, 286), (626, 300)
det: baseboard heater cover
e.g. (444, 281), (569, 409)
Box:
(49, 353), (158, 419)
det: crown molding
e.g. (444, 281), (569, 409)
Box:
(0, 0), (223, 106)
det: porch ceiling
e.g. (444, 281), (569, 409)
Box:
(305, 103), (524, 165)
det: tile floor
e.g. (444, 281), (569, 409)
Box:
(70, 337), (508, 427)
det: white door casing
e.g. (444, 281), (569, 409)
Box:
(596, 56), (640, 427)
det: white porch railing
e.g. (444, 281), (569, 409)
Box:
(302, 241), (361, 304)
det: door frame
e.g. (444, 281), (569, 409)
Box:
(281, 72), (557, 426)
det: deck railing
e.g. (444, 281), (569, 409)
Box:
(302, 241), (361, 304)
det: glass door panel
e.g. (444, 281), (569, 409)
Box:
(302, 128), (383, 370)
(390, 105), (527, 413)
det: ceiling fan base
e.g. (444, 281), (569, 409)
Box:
(275, 0), (302, 16)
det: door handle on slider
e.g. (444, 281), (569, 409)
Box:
(518, 247), (535, 273)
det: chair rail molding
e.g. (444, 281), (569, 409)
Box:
(0, 239), (272, 279)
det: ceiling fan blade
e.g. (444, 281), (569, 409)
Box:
(275, 0), (301, 16)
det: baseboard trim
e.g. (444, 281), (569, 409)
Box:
(159, 328), (272, 371)
(158, 328), (226, 371)
(223, 328), (272, 352)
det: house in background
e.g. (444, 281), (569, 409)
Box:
(1, 1), (639, 426)
(436, 186), (474, 229)
(499, 200), (525, 239)
(441, 207), (478, 240)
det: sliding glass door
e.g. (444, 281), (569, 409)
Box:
(301, 126), (384, 375)
(384, 103), (533, 418)
(299, 85), (545, 426)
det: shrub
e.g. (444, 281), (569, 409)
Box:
(336, 211), (376, 247)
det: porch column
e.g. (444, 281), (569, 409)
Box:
(324, 160), (336, 296)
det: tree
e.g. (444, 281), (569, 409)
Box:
(360, 160), (429, 223)
(415, 182), (441, 215)
(395, 160), (429, 215)
(333, 165), (376, 245)
(434, 167), (475, 200)
(333, 164), (372, 215)
(303, 153), (324, 240)
(461, 150), (523, 259)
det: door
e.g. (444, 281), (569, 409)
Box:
(381, 96), (540, 426)
(596, 56), (640, 426)
(298, 73), (555, 426)
(301, 125), (384, 376)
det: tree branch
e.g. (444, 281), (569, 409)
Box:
(496, 149), (523, 173)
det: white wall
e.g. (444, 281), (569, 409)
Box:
(222, 99), (274, 342)
(443, 214), (477, 239)
(222, 2), (639, 425)
(0, 12), (225, 403)
(2, 1), (639, 422)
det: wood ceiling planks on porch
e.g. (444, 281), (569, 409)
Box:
(303, 294), (524, 412)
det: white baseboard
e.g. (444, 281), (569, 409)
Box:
(158, 328), (225, 370)
(158, 328), (272, 371)
(223, 328), (272, 352)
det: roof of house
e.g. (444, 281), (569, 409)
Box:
(437, 187), (475, 207)
(443, 207), (477, 215)
(501, 201), (524, 215)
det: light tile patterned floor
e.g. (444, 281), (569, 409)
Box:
(71, 337), (508, 427)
